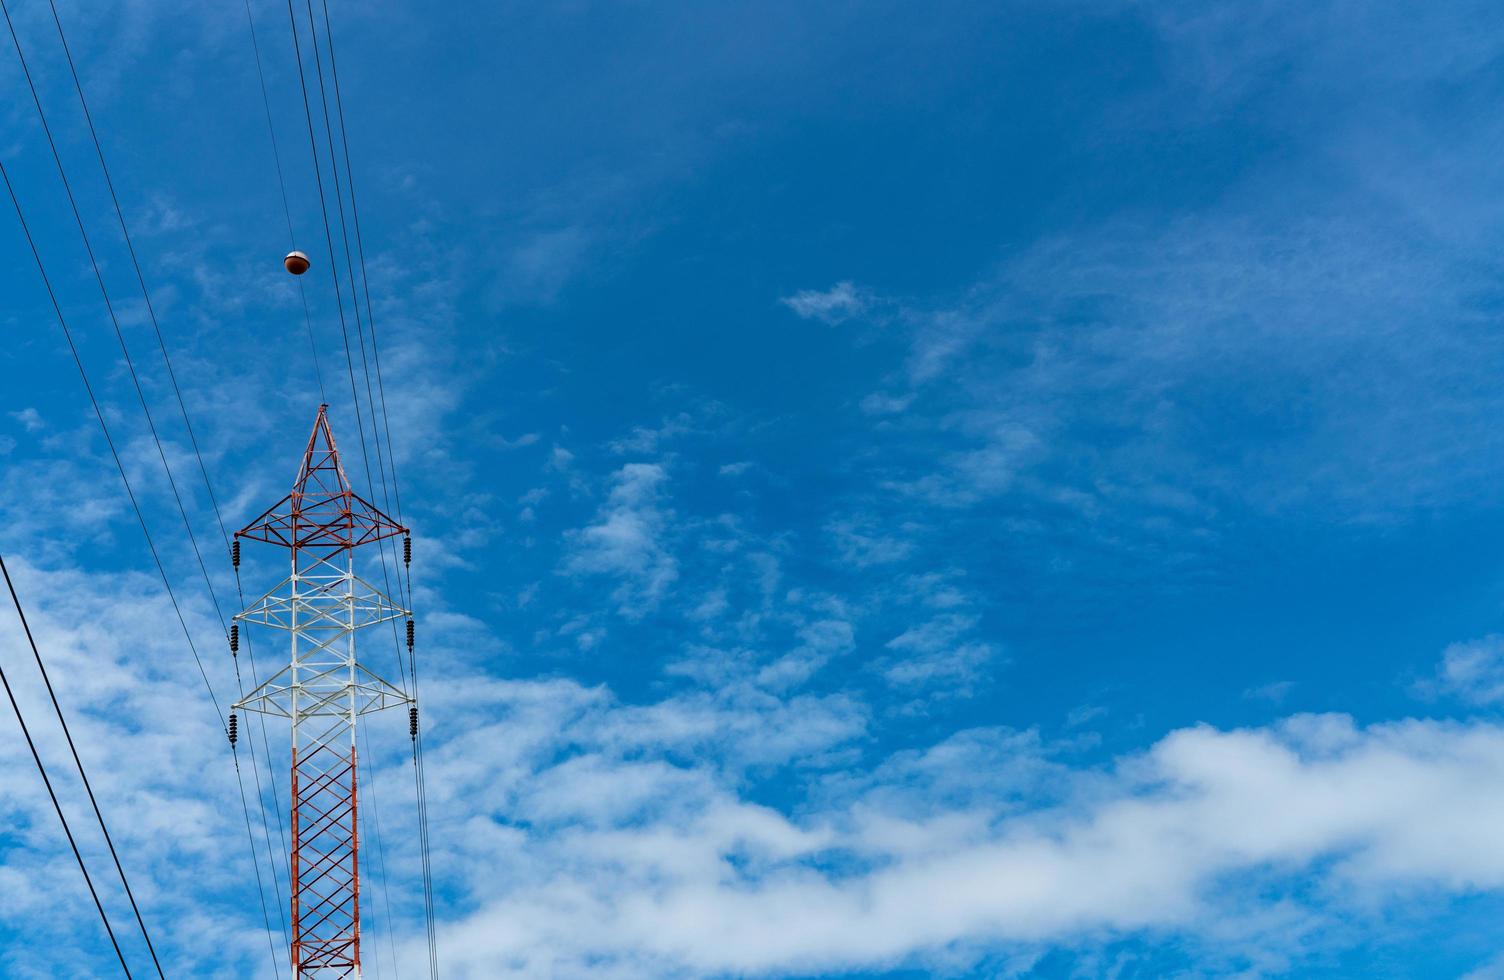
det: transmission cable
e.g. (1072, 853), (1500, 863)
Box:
(0, 24), (222, 729)
(0, 7), (285, 973)
(319, 0), (406, 533)
(0, 150), (228, 969)
(312, 0), (416, 706)
(297, 6), (439, 971)
(0, 553), (133, 978)
(287, 11), (421, 973)
(0, 554), (165, 977)
(40, 0), (294, 950)
(292, 0), (412, 697)
(243, 0), (327, 405)
(312, 5), (439, 969)
(285, 5), (435, 973)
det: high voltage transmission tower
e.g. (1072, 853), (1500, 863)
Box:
(231, 404), (415, 978)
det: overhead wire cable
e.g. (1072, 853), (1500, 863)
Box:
(227, 617), (292, 961)
(288, 15), (412, 973)
(243, 0), (327, 404)
(7, 0), (228, 644)
(360, 726), (402, 979)
(405, 557), (439, 978)
(285, 3), (432, 970)
(312, 12), (438, 971)
(305, 29), (418, 980)
(0, 552), (133, 978)
(310, 7), (438, 970)
(312, 0), (420, 767)
(0, 4), (283, 967)
(244, 0), (319, 904)
(318, 0), (406, 533)
(0, 555), (165, 978)
(232, 747), (287, 978)
(235, 559), (295, 890)
(297, 0), (410, 696)
(0, 149), (219, 976)
(41, 1), (295, 944)
(0, 0), (222, 739)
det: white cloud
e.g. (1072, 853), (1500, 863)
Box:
(826, 516), (914, 568)
(1433, 635), (1504, 705)
(780, 282), (868, 325)
(9, 408), (43, 432)
(7, 549), (1504, 979)
(496, 226), (594, 306)
(561, 463), (679, 616)
(859, 391), (914, 416)
(880, 614), (996, 693)
(607, 414), (693, 455)
(1065, 703), (1107, 728)
(410, 706), (1504, 978)
(755, 619), (855, 690)
(1245, 680), (1297, 704)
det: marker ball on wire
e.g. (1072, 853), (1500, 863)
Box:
(284, 250), (311, 276)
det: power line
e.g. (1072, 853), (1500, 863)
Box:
(0, 144), (210, 974)
(318, 0), (406, 532)
(405, 557), (439, 977)
(232, 749), (287, 978)
(360, 725), (402, 978)
(0, 68), (222, 730)
(0, 553), (133, 978)
(293, 0), (410, 690)
(7, 0), (228, 642)
(284, 6), (423, 975)
(243, 0), (327, 405)
(36, 1), (295, 958)
(311, 5), (439, 970)
(0, 554), (164, 977)
(1, 7), (289, 970)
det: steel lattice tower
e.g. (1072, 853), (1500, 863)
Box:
(232, 405), (413, 978)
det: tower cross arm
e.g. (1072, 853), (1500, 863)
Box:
(233, 662), (413, 718)
(234, 573), (409, 632)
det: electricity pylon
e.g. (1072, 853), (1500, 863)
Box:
(232, 404), (413, 978)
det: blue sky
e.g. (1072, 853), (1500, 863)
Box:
(5, 0), (1504, 976)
